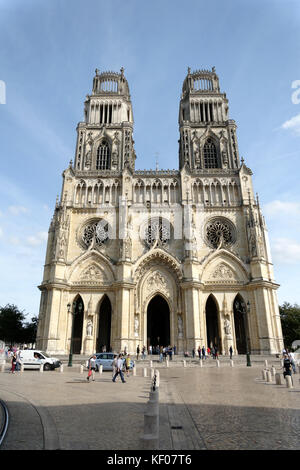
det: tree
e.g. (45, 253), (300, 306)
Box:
(21, 316), (39, 345)
(279, 302), (300, 350)
(0, 304), (26, 346)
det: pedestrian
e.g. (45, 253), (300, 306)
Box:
(192, 348), (195, 358)
(288, 351), (296, 374)
(283, 354), (293, 384)
(197, 346), (201, 360)
(136, 345), (140, 361)
(142, 345), (146, 360)
(112, 354), (118, 379)
(112, 354), (126, 383)
(87, 354), (97, 382)
(229, 346), (233, 359)
(15, 349), (21, 372)
(173, 345), (176, 355)
(202, 346), (206, 360)
(159, 346), (163, 362)
(215, 346), (218, 359)
(149, 345), (152, 356)
(11, 352), (17, 374)
(207, 346), (211, 356)
(125, 354), (131, 377)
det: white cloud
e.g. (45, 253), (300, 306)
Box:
(263, 200), (300, 218)
(9, 236), (21, 246)
(281, 113), (300, 136)
(271, 237), (300, 264)
(8, 205), (29, 216)
(26, 232), (48, 246)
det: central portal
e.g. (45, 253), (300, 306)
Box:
(147, 295), (170, 350)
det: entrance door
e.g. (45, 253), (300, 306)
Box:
(205, 294), (220, 351)
(97, 295), (112, 352)
(147, 295), (170, 350)
(73, 296), (84, 354)
(233, 295), (247, 354)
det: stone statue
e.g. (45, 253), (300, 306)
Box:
(134, 315), (139, 337)
(86, 320), (93, 337)
(178, 315), (183, 338)
(224, 318), (231, 336)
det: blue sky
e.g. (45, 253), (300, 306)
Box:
(0, 0), (300, 319)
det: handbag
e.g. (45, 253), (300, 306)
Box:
(87, 369), (92, 377)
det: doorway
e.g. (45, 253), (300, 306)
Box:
(97, 295), (112, 352)
(233, 294), (247, 354)
(205, 294), (221, 351)
(147, 295), (170, 350)
(73, 296), (84, 354)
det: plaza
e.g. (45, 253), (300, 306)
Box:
(1, 355), (299, 450)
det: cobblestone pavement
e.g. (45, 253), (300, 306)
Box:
(0, 361), (299, 450)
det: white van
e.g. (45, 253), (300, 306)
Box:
(18, 350), (61, 371)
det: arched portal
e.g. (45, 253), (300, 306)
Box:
(97, 295), (112, 352)
(147, 295), (170, 350)
(205, 295), (221, 351)
(233, 294), (248, 354)
(73, 296), (84, 354)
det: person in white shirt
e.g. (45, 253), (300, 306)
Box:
(112, 354), (126, 383)
(87, 355), (97, 382)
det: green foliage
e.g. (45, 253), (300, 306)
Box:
(279, 302), (300, 350)
(0, 304), (38, 347)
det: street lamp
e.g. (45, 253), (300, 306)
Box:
(68, 300), (78, 367)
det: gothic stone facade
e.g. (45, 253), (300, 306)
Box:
(37, 67), (283, 356)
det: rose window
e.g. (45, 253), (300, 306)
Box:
(82, 220), (109, 247)
(205, 218), (236, 248)
(144, 218), (170, 247)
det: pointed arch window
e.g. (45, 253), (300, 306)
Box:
(203, 138), (218, 169)
(96, 140), (111, 170)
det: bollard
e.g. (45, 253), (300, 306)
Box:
(80, 365), (83, 374)
(143, 368), (148, 377)
(99, 365), (103, 374)
(133, 365), (136, 376)
(155, 370), (160, 387)
(150, 368), (154, 379)
(59, 364), (64, 373)
(216, 360), (220, 367)
(230, 360), (234, 367)
(150, 360), (153, 368)
(275, 373), (284, 385)
(40, 363), (44, 373)
(262, 369), (267, 380)
(1, 363), (5, 373)
(183, 360), (186, 368)
(271, 366), (276, 377)
(266, 370), (272, 383)
(199, 359), (203, 367)
(166, 360), (169, 368)
(264, 360), (268, 368)
(285, 375), (293, 389)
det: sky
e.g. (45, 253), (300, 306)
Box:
(0, 0), (299, 320)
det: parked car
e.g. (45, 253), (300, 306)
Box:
(18, 350), (61, 371)
(85, 353), (134, 371)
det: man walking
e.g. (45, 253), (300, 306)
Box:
(136, 345), (140, 361)
(229, 345), (233, 360)
(202, 346), (206, 360)
(87, 354), (97, 382)
(112, 354), (126, 383)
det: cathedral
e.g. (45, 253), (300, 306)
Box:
(36, 67), (283, 356)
